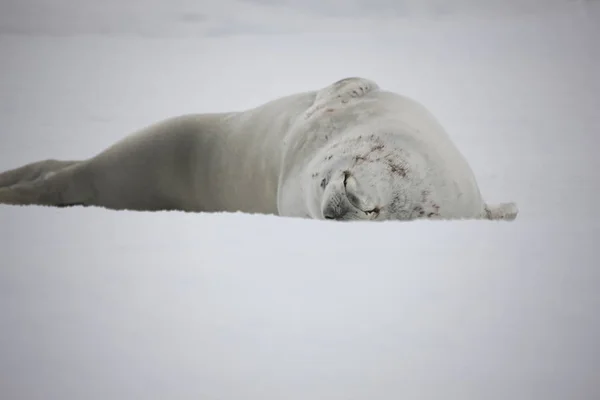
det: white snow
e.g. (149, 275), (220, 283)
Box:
(1, 1), (599, 399)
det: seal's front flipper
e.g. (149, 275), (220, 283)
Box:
(484, 202), (519, 221)
(317, 77), (379, 102)
(306, 77), (380, 118)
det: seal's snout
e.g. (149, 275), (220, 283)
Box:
(323, 204), (349, 220)
(320, 170), (352, 220)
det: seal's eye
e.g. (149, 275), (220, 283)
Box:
(342, 171), (362, 209)
(342, 170), (351, 187)
(343, 172), (378, 218)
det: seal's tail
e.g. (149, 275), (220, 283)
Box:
(483, 202), (519, 221)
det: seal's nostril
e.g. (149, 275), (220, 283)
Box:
(323, 208), (336, 219)
(323, 206), (349, 220)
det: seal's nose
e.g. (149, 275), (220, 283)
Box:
(323, 205), (349, 220)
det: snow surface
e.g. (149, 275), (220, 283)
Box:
(1, 1), (599, 399)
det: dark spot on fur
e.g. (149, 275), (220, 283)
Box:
(371, 143), (385, 152)
(326, 108), (335, 112)
(389, 194), (407, 215)
(311, 172), (319, 178)
(325, 155), (333, 161)
(348, 137), (389, 165)
(320, 178), (327, 189)
(388, 161), (407, 177)
(427, 212), (436, 217)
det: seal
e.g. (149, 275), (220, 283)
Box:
(0, 77), (518, 221)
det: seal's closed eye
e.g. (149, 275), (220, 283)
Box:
(342, 170), (359, 206)
(342, 170), (380, 217)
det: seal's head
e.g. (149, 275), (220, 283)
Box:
(320, 167), (389, 221)
(309, 134), (440, 221)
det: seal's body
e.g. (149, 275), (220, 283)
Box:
(0, 77), (518, 221)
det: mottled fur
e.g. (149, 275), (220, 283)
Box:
(0, 77), (517, 222)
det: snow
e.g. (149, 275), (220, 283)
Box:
(1, 1), (599, 399)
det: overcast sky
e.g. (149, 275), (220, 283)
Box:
(0, 0), (594, 37)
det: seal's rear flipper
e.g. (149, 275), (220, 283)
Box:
(0, 162), (91, 208)
(0, 159), (79, 188)
(484, 202), (519, 221)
